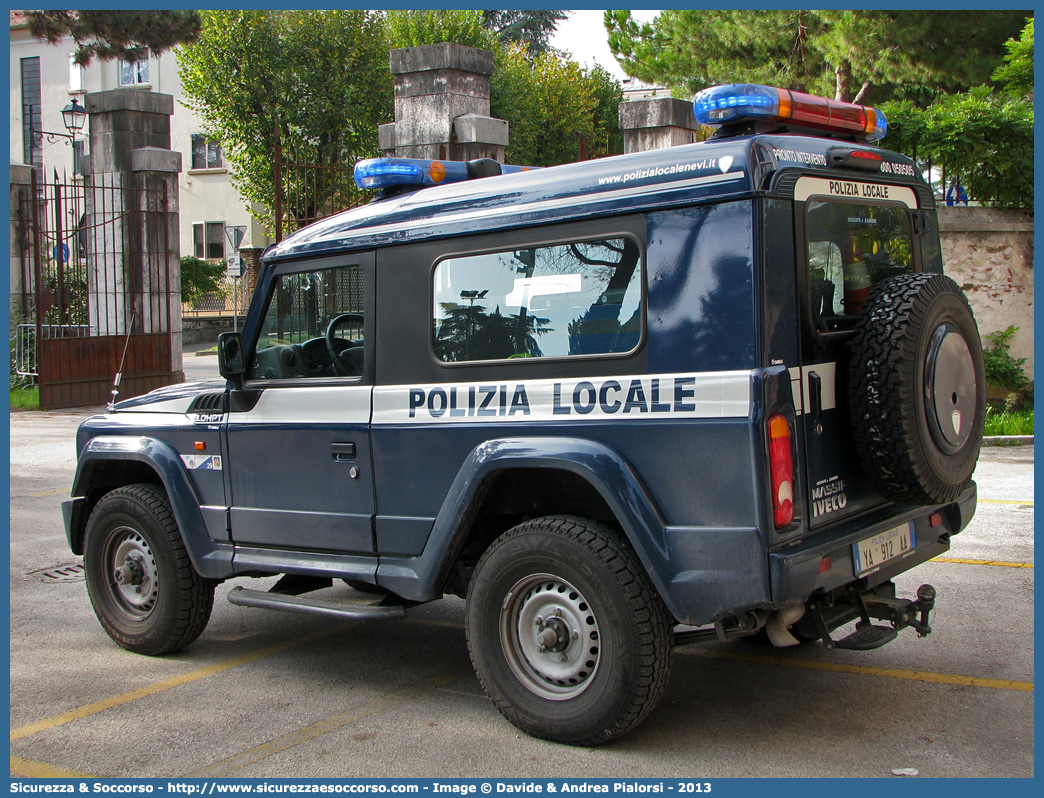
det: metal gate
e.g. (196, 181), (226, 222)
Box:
(14, 168), (178, 409)
(271, 134), (365, 243)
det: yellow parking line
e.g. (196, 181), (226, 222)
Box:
(10, 623), (355, 742)
(931, 557), (1033, 568)
(407, 617), (1033, 693)
(679, 648), (1033, 692)
(979, 499), (1033, 505)
(10, 756), (95, 778)
(191, 672), (462, 778)
(405, 617), (1033, 693)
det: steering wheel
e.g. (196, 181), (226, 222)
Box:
(326, 313), (364, 376)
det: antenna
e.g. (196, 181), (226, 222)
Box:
(107, 309), (138, 412)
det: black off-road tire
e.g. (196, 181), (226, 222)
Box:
(466, 516), (674, 746)
(849, 273), (985, 506)
(84, 484), (216, 655)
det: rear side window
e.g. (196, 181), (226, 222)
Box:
(806, 201), (913, 331)
(433, 237), (643, 362)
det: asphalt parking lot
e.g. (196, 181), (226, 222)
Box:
(8, 365), (1034, 778)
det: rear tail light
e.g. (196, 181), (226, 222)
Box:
(768, 414), (794, 528)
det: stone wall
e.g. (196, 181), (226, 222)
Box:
(183, 317), (234, 346)
(938, 208), (1034, 379)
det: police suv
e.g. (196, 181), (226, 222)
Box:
(64, 84), (985, 745)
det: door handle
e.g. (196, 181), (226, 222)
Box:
(808, 371), (823, 433)
(331, 442), (356, 462)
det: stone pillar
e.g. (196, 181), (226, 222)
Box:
(381, 43), (509, 162)
(85, 89), (183, 378)
(619, 97), (701, 153)
(9, 163), (32, 329)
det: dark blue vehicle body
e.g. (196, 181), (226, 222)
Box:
(65, 132), (976, 629)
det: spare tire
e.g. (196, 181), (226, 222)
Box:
(849, 272), (985, 506)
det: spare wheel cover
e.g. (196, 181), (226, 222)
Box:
(848, 272), (985, 506)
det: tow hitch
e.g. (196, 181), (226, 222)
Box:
(799, 582), (937, 651)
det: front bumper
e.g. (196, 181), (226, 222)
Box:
(768, 482), (976, 605)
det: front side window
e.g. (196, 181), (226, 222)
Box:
(806, 201), (914, 331)
(191, 134), (223, 169)
(433, 237), (643, 363)
(249, 264), (365, 380)
(119, 51), (149, 86)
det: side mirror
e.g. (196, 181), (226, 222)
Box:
(217, 332), (245, 387)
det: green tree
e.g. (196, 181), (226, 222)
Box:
(607, 10), (828, 97)
(982, 326), (1029, 392)
(586, 64), (626, 158)
(178, 10), (391, 235)
(180, 256), (226, 306)
(993, 18), (1034, 96)
(491, 47), (620, 166)
(481, 10), (568, 55)
(882, 88), (1033, 209)
(386, 10), (496, 50)
(606, 10), (1027, 104)
(25, 10), (200, 65)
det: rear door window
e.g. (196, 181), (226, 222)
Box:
(806, 201), (914, 332)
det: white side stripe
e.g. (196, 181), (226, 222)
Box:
(790, 362), (838, 416)
(230, 385), (373, 425)
(372, 371), (751, 425)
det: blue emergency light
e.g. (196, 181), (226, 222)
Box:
(693, 84), (887, 141)
(355, 157), (536, 190)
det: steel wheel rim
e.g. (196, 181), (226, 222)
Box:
(107, 526), (159, 619)
(500, 573), (601, 700)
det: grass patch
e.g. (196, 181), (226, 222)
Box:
(984, 408), (1033, 437)
(10, 385), (40, 411)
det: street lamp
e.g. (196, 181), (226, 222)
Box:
(61, 99), (87, 136)
(28, 98), (86, 148)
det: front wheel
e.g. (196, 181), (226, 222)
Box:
(84, 484), (216, 655)
(466, 516), (673, 745)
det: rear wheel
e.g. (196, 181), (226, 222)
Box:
(84, 484), (215, 655)
(466, 516), (673, 745)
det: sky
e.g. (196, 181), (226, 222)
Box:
(548, 9), (661, 80)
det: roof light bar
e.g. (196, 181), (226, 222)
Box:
(693, 84), (887, 141)
(354, 157), (535, 190)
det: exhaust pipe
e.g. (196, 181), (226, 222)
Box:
(765, 606), (806, 647)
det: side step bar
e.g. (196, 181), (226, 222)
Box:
(227, 586), (407, 621)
